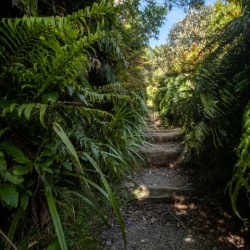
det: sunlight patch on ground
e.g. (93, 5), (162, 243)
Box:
(174, 196), (197, 215)
(133, 185), (150, 200)
(218, 234), (245, 248)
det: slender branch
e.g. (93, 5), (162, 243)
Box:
(0, 229), (17, 250)
(169, 211), (186, 230)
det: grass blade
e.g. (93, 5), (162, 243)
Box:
(68, 191), (109, 225)
(82, 152), (127, 248)
(53, 122), (83, 173)
(4, 207), (22, 250)
(45, 188), (68, 250)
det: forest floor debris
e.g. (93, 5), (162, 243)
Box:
(100, 163), (249, 250)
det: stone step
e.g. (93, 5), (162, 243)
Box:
(145, 131), (183, 143)
(146, 127), (182, 133)
(147, 124), (164, 130)
(142, 144), (183, 166)
(132, 185), (193, 201)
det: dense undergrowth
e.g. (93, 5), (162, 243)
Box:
(151, 0), (250, 224)
(0, 1), (154, 249)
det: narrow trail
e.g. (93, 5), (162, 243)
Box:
(101, 112), (248, 250)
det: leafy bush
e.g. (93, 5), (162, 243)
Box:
(152, 0), (250, 222)
(0, 1), (147, 248)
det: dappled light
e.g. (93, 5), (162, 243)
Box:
(133, 185), (150, 200)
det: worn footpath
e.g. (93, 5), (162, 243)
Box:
(100, 113), (249, 250)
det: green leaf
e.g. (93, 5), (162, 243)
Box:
(0, 100), (15, 109)
(36, 103), (48, 128)
(53, 122), (83, 173)
(0, 141), (30, 164)
(0, 128), (9, 138)
(24, 103), (36, 120)
(0, 184), (19, 208)
(45, 188), (68, 250)
(9, 103), (17, 112)
(4, 172), (24, 184)
(63, 160), (72, 170)
(0, 151), (7, 171)
(21, 193), (29, 210)
(82, 153), (126, 247)
(18, 104), (28, 117)
(40, 149), (55, 157)
(47, 238), (60, 250)
(13, 165), (32, 175)
(69, 191), (108, 225)
(42, 92), (59, 103)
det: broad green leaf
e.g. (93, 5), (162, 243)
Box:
(0, 141), (30, 164)
(13, 165), (32, 175)
(0, 184), (19, 208)
(0, 151), (7, 171)
(4, 172), (24, 184)
(21, 193), (29, 210)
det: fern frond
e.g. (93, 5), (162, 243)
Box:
(229, 100), (250, 221)
(0, 0), (115, 90)
(1, 102), (48, 127)
(200, 94), (224, 119)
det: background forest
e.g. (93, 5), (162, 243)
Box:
(0, 0), (249, 249)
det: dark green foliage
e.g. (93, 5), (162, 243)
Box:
(153, 0), (250, 222)
(0, 1), (148, 248)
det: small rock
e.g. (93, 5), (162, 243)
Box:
(184, 237), (194, 243)
(106, 239), (112, 246)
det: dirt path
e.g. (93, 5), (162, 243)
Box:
(100, 115), (249, 250)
